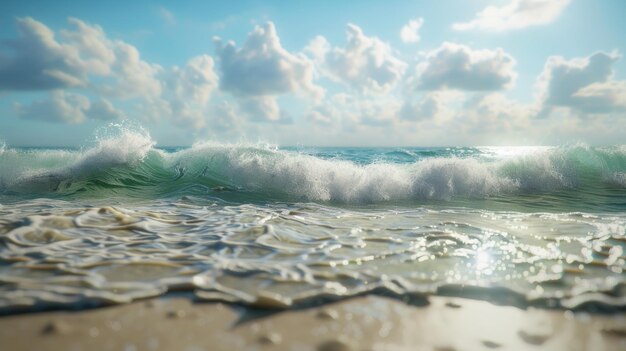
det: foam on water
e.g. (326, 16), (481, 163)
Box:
(0, 130), (625, 207)
(0, 198), (624, 312)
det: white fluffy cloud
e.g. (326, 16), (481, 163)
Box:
(103, 42), (162, 99)
(307, 93), (402, 130)
(239, 96), (290, 123)
(156, 55), (219, 127)
(453, 0), (571, 31)
(0, 17), (86, 90)
(167, 55), (218, 105)
(61, 17), (163, 99)
(213, 22), (322, 99)
(87, 99), (126, 121)
(15, 91), (124, 124)
(308, 24), (407, 94)
(213, 22), (322, 123)
(59, 18), (116, 76)
(537, 52), (626, 116)
(400, 18), (424, 44)
(209, 101), (242, 132)
(399, 92), (457, 122)
(463, 93), (533, 133)
(412, 42), (517, 91)
(575, 81), (626, 110)
(0, 17), (162, 98)
(0, 17), (224, 128)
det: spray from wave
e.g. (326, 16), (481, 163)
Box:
(0, 126), (625, 204)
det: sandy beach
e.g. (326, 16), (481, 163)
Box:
(1, 295), (625, 351)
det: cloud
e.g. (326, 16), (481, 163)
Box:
(60, 17), (116, 76)
(453, 0), (570, 31)
(307, 104), (337, 126)
(103, 42), (162, 99)
(411, 42), (517, 91)
(87, 99), (126, 120)
(154, 55), (219, 128)
(463, 93), (533, 133)
(167, 55), (218, 105)
(537, 51), (626, 116)
(137, 55), (218, 129)
(574, 81), (626, 111)
(400, 18), (424, 44)
(210, 101), (242, 132)
(0, 17), (162, 99)
(307, 93), (401, 130)
(399, 93), (444, 121)
(0, 17), (223, 129)
(309, 24), (407, 94)
(0, 17), (86, 90)
(15, 91), (123, 124)
(240, 96), (291, 123)
(213, 22), (322, 99)
(357, 98), (402, 126)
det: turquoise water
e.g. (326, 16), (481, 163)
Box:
(0, 129), (625, 312)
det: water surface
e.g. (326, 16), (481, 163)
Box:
(1, 130), (625, 312)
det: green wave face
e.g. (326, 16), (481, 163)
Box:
(1, 131), (625, 211)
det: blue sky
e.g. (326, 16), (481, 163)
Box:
(0, 0), (625, 146)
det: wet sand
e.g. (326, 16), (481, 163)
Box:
(1, 296), (625, 351)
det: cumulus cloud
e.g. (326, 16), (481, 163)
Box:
(307, 93), (401, 130)
(87, 99), (126, 120)
(153, 55), (219, 128)
(357, 98), (402, 126)
(0, 17), (85, 90)
(453, 0), (571, 31)
(537, 51), (626, 116)
(240, 96), (291, 123)
(210, 101), (242, 132)
(463, 93), (533, 133)
(102, 42), (162, 99)
(60, 17), (116, 76)
(0, 17), (163, 100)
(15, 91), (123, 124)
(574, 81), (626, 110)
(213, 22), (322, 99)
(399, 94), (443, 121)
(400, 18), (424, 44)
(307, 104), (337, 126)
(411, 42), (517, 91)
(167, 55), (218, 105)
(0, 17), (226, 129)
(308, 24), (407, 94)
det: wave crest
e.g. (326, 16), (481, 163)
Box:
(1, 131), (625, 203)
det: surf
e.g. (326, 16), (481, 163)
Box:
(1, 128), (625, 208)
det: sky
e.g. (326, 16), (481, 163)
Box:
(0, 0), (625, 147)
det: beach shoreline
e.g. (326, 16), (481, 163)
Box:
(1, 294), (625, 351)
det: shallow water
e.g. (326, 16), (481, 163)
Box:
(1, 129), (625, 312)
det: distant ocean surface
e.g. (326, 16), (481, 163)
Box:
(1, 128), (625, 312)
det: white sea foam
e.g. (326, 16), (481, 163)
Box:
(0, 128), (154, 193)
(169, 142), (625, 202)
(1, 130), (625, 202)
(179, 144), (515, 201)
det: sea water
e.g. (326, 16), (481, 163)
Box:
(0, 128), (625, 312)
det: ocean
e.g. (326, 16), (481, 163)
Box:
(1, 128), (625, 313)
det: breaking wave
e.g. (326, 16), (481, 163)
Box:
(1, 128), (625, 205)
